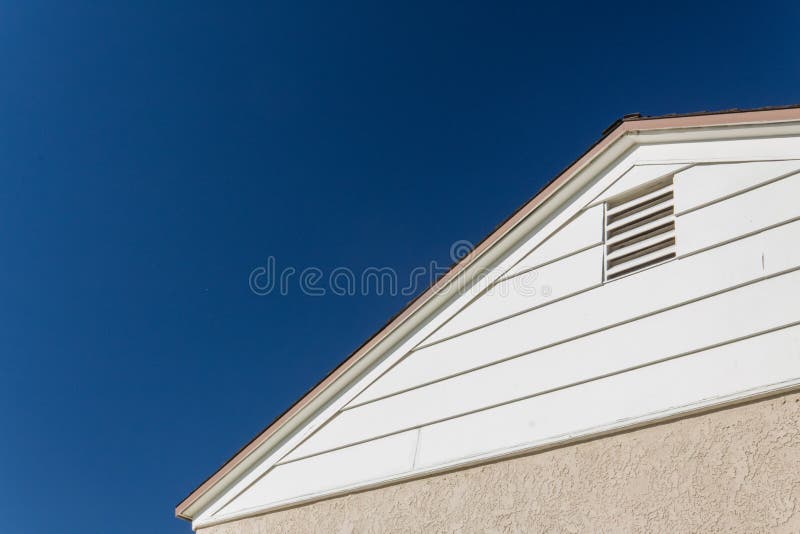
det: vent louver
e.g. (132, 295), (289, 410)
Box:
(604, 176), (676, 281)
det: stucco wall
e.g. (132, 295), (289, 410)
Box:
(198, 391), (800, 533)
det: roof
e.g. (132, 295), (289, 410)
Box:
(176, 104), (800, 520)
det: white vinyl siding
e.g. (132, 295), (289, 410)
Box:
(502, 204), (604, 278)
(195, 135), (800, 530)
(426, 245), (603, 344)
(350, 219), (800, 407)
(674, 160), (800, 215)
(677, 170), (800, 255)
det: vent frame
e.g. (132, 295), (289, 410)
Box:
(603, 176), (676, 281)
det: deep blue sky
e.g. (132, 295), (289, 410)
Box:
(0, 1), (798, 532)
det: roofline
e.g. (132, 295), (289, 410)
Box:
(176, 104), (800, 520)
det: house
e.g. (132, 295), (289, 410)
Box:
(177, 106), (800, 532)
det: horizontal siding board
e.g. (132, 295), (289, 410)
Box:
(677, 171), (800, 255)
(285, 271), (800, 460)
(674, 160), (800, 215)
(217, 430), (418, 518)
(351, 220), (800, 405)
(415, 324), (800, 468)
(632, 135), (800, 164)
(425, 246), (603, 345)
(502, 205), (604, 279)
(592, 163), (688, 205)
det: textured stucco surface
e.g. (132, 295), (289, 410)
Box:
(198, 391), (800, 533)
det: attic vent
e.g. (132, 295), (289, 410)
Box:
(604, 176), (676, 280)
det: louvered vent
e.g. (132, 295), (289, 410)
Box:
(604, 176), (676, 281)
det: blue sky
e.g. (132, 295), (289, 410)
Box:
(0, 1), (798, 532)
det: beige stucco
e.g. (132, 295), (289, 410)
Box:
(199, 390), (800, 534)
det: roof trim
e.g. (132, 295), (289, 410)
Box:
(176, 104), (800, 520)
